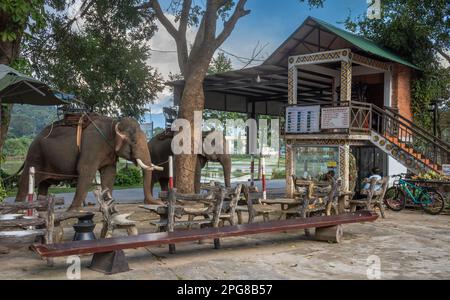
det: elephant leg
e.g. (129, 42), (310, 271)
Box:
(159, 178), (169, 192)
(100, 165), (116, 195)
(69, 168), (97, 210)
(38, 181), (51, 197)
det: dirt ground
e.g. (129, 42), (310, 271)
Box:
(1, 206), (449, 280)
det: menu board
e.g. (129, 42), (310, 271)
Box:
(321, 107), (350, 129)
(286, 106), (320, 133)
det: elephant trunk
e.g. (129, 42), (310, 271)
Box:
(134, 137), (158, 204)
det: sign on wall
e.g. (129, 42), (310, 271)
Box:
(286, 106), (320, 133)
(321, 107), (350, 129)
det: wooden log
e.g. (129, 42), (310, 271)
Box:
(0, 218), (46, 228)
(0, 200), (49, 214)
(159, 191), (215, 201)
(55, 211), (95, 223)
(315, 225), (343, 244)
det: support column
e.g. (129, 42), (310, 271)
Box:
(340, 60), (352, 102)
(339, 143), (350, 192)
(288, 66), (298, 104)
(285, 142), (295, 198)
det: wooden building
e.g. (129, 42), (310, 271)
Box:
(170, 17), (449, 196)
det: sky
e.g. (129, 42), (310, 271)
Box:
(145, 0), (369, 126)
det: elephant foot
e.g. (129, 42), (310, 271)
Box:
(144, 198), (164, 205)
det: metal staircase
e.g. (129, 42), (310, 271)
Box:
(367, 103), (449, 175)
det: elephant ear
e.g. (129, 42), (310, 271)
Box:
(115, 122), (127, 152)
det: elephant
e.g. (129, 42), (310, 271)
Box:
(15, 115), (162, 210)
(148, 131), (232, 195)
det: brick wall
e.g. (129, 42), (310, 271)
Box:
(392, 64), (414, 121)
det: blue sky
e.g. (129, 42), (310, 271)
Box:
(147, 0), (370, 127)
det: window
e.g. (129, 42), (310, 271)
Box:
(294, 146), (339, 181)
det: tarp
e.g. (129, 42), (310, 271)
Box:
(0, 64), (68, 105)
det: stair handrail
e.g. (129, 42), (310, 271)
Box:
(370, 104), (449, 154)
(383, 106), (450, 149)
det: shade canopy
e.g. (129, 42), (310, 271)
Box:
(0, 64), (68, 106)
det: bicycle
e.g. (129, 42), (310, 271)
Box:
(384, 174), (445, 215)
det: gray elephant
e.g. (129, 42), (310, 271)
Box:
(148, 132), (232, 194)
(15, 115), (162, 210)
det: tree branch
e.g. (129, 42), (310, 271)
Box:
(138, 1), (179, 39)
(437, 48), (450, 64)
(178, 0), (192, 35)
(214, 0), (250, 49)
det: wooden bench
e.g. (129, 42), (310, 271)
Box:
(349, 177), (389, 218)
(32, 210), (379, 275)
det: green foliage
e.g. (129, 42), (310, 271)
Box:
(207, 52), (232, 75)
(0, 0), (46, 42)
(412, 170), (448, 181)
(2, 137), (32, 157)
(153, 127), (165, 136)
(8, 105), (57, 138)
(25, 0), (164, 120)
(115, 166), (143, 186)
(344, 0), (450, 131)
(271, 168), (286, 180)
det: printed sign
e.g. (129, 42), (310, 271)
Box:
(321, 107), (350, 129)
(286, 106), (320, 133)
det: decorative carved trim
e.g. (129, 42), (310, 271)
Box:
(289, 49), (351, 67)
(288, 67), (297, 104)
(352, 53), (391, 71)
(340, 60), (352, 102)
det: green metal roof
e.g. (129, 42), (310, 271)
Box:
(310, 17), (420, 70)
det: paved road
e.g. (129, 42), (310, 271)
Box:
(5, 180), (286, 207)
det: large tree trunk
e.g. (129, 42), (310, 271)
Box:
(175, 61), (210, 194)
(0, 15), (22, 152)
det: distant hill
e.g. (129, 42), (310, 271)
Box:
(8, 105), (58, 138)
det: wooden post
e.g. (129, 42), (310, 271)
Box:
(168, 156), (174, 190)
(250, 155), (255, 187)
(261, 157), (267, 201)
(213, 188), (225, 249)
(45, 195), (55, 267)
(168, 188), (176, 254)
(27, 167), (35, 217)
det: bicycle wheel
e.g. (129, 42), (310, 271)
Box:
(419, 190), (445, 215)
(384, 187), (406, 211)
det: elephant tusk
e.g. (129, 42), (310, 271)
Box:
(152, 165), (164, 172)
(136, 159), (164, 172)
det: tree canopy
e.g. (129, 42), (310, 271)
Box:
(25, 0), (164, 119)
